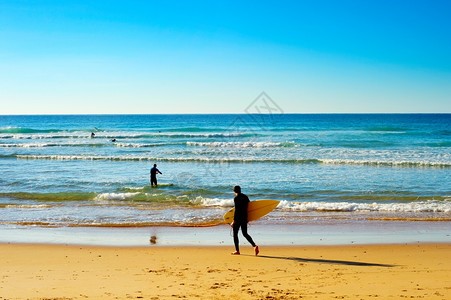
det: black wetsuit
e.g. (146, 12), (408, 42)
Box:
(233, 193), (256, 252)
(150, 167), (161, 186)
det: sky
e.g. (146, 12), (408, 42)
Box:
(0, 0), (450, 114)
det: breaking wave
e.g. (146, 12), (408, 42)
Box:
(190, 197), (234, 207)
(186, 141), (296, 148)
(114, 142), (183, 148)
(13, 154), (450, 168)
(277, 200), (451, 213)
(94, 192), (140, 201)
(0, 131), (257, 140)
(0, 142), (106, 148)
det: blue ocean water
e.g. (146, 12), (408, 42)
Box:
(0, 114), (450, 231)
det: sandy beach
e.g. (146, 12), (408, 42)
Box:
(1, 243), (450, 299)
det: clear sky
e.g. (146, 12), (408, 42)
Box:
(0, 0), (450, 114)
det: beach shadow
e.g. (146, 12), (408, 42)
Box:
(243, 255), (396, 267)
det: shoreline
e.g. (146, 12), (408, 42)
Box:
(2, 241), (451, 249)
(1, 221), (450, 247)
(1, 243), (450, 299)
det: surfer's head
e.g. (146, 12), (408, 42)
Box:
(233, 185), (241, 194)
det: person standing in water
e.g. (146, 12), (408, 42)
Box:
(150, 164), (162, 187)
(230, 185), (259, 256)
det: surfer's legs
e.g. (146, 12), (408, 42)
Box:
(232, 222), (260, 255)
(232, 222), (258, 255)
(150, 176), (157, 187)
(232, 222), (240, 252)
(241, 223), (256, 248)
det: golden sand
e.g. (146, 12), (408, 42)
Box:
(1, 243), (450, 299)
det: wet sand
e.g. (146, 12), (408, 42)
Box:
(1, 243), (450, 299)
(1, 222), (450, 246)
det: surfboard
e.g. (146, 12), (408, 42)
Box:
(223, 199), (280, 224)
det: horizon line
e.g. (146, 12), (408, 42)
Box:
(1, 112), (450, 116)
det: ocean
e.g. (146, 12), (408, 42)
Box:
(0, 114), (450, 245)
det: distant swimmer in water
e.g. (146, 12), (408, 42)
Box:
(90, 132), (95, 138)
(150, 164), (162, 187)
(230, 185), (259, 256)
(111, 139), (117, 142)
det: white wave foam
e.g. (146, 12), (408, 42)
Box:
(114, 142), (181, 148)
(318, 159), (450, 168)
(16, 154), (158, 161)
(0, 143), (53, 148)
(115, 143), (150, 148)
(0, 131), (251, 140)
(186, 141), (293, 148)
(0, 133), (94, 140)
(5, 204), (55, 209)
(94, 192), (139, 201)
(277, 200), (451, 213)
(159, 132), (251, 138)
(190, 197), (234, 207)
(124, 186), (145, 191)
(15, 154), (450, 168)
(0, 142), (101, 148)
(18, 155), (105, 160)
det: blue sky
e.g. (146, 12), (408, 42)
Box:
(0, 0), (450, 114)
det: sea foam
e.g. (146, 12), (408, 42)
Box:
(190, 197), (234, 207)
(186, 141), (295, 148)
(14, 154), (451, 168)
(277, 200), (451, 213)
(94, 192), (140, 201)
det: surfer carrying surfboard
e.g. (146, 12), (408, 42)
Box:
(230, 185), (259, 256)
